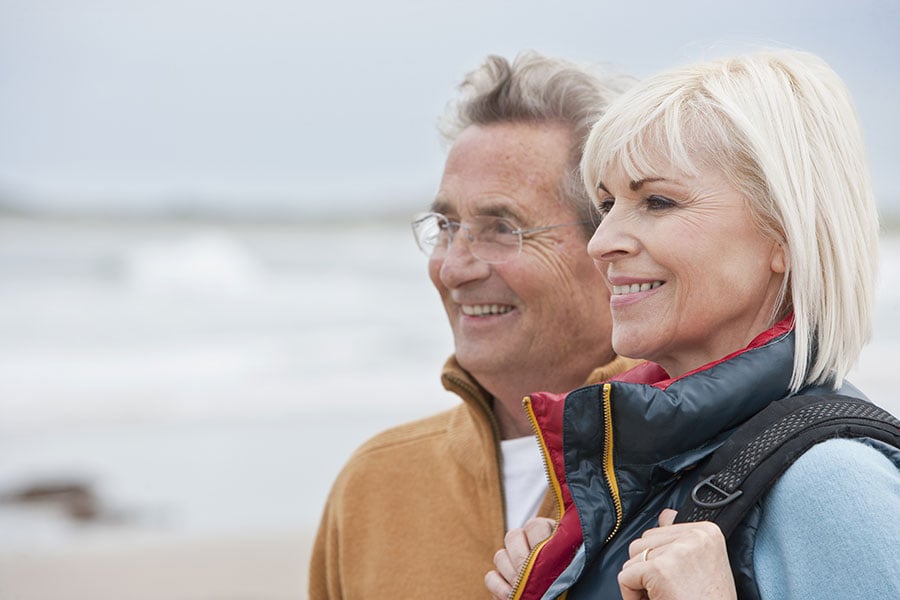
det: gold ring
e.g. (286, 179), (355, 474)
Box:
(640, 548), (651, 562)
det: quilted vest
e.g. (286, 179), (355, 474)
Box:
(510, 320), (890, 600)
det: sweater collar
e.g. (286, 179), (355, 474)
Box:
(439, 354), (643, 424)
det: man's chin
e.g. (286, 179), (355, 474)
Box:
(454, 350), (508, 377)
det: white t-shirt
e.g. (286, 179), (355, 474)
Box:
(500, 435), (548, 530)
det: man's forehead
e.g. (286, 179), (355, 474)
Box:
(429, 195), (533, 222)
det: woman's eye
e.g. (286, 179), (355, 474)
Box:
(591, 199), (614, 226)
(645, 195), (676, 210)
(595, 198), (614, 215)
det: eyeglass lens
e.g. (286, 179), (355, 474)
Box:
(413, 214), (522, 263)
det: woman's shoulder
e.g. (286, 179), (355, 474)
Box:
(772, 437), (899, 496)
(761, 437), (899, 521)
(754, 438), (900, 600)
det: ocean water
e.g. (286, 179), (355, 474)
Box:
(0, 216), (459, 551)
(0, 216), (898, 551)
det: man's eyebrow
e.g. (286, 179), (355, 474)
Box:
(430, 199), (452, 214)
(477, 203), (521, 220)
(428, 200), (523, 221)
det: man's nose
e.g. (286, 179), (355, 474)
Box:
(438, 227), (490, 287)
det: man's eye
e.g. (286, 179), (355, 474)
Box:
(492, 219), (518, 235)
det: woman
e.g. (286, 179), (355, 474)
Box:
(485, 49), (900, 600)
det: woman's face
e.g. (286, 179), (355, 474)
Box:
(587, 161), (786, 379)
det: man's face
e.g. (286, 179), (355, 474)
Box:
(429, 122), (613, 386)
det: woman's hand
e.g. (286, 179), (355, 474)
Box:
(618, 509), (737, 600)
(485, 517), (555, 600)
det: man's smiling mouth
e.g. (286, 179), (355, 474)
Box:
(461, 304), (515, 316)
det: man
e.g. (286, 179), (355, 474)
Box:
(309, 52), (636, 599)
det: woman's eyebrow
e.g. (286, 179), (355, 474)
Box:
(629, 177), (666, 191)
(597, 178), (667, 193)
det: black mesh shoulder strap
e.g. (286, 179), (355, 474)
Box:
(675, 394), (900, 537)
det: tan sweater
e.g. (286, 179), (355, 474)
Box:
(308, 354), (638, 599)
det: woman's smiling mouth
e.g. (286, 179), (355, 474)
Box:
(611, 281), (664, 295)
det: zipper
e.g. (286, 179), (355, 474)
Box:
(601, 383), (623, 542)
(508, 395), (565, 600)
(508, 385), (622, 599)
(524, 395), (565, 523)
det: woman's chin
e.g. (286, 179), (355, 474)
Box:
(611, 333), (652, 364)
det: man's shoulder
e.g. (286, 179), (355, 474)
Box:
(357, 406), (463, 451)
(327, 404), (476, 499)
(341, 406), (465, 467)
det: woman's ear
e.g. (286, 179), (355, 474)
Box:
(770, 243), (787, 274)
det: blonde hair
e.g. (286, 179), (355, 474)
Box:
(582, 49), (878, 391)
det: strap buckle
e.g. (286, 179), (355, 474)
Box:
(691, 475), (743, 509)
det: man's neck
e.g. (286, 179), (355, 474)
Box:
(485, 371), (593, 440)
(492, 391), (536, 439)
(461, 351), (621, 440)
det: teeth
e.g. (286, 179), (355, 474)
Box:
(461, 304), (513, 316)
(612, 281), (662, 295)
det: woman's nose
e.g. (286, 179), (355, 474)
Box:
(587, 205), (638, 263)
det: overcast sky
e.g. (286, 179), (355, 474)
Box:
(0, 0), (897, 217)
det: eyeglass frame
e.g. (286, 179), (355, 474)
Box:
(411, 211), (592, 264)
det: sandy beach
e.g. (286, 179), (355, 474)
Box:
(0, 528), (314, 600)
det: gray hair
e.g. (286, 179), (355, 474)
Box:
(440, 52), (636, 237)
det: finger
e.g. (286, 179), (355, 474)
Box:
(658, 508), (677, 527)
(522, 517), (555, 547)
(623, 543), (658, 570)
(618, 561), (651, 600)
(493, 548), (519, 584)
(503, 527), (535, 569)
(627, 529), (662, 560)
(484, 569), (513, 600)
(631, 519), (721, 554)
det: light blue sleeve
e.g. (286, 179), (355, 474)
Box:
(754, 438), (900, 600)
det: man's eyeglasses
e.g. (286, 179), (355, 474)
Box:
(411, 212), (590, 264)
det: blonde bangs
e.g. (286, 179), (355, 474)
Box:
(583, 75), (737, 206)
